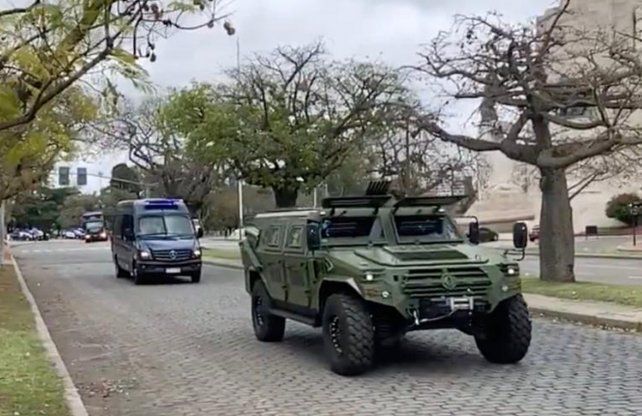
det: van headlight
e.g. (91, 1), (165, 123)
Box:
(138, 250), (151, 260)
(193, 248), (202, 258)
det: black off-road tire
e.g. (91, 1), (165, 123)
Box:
(475, 294), (531, 364)
(322, 294), (375, 376)
(251, 281), (285, 342)
(115, 257), (128, 278)
(190, 271), (201, 284)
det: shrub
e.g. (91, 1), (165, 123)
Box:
(605, 193), (642, 225)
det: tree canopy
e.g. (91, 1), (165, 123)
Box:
(163, 43), (410, 207)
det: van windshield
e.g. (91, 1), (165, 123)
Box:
(84, 221), (104, 232)
(138, 215), (194, 238)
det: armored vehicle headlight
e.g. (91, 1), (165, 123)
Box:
(507, 267), (517, 276)
(365, 272), (374, 282)
(381, 291), (391, 299)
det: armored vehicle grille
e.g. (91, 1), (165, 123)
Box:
(403, 267), (491, 298)
(152, 249), (192, 261)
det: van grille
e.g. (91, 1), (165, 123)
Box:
(152, 249), (193, 262)
(403, 267), (491, 298)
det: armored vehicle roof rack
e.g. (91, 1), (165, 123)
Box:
(365, 180), (391, 195)
(321, 195), (391, 209)
(394, 195), (467, 208)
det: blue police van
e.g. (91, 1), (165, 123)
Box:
(111, 199), (204, 284)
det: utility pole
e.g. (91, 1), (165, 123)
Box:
(226, 24), (244, 241)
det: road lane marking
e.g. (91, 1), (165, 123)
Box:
(628, 276), (642, 280)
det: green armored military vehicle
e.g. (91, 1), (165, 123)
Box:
(240, 184), (531, 376)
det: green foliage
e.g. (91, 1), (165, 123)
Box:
(162, 43), (407, 207)
(57, 194), (100, 228)
(110, 163), (142, 196)
(12, 186), (78, 230)
(605, 193), (642, 225)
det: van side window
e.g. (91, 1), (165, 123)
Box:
(265, 226), (282, 248)
(121, 215), (134, 237)
(286, 226), (303, 249)
(114, 215), (123, 238)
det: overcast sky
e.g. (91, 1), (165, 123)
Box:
(135, 0), (556, 94)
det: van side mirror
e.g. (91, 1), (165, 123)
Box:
(468, 222), (480, 245)
(124, 228), (134, 241)
(307, 223), (321, 251)
(196, 227), (204, 238)
(513, 222), (528, 249)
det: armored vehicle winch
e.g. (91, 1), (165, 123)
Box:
(240, 189), (531, 376)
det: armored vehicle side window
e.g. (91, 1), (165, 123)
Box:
(285, 226), (303, 248)
(264, 225), (283, 248)
(321, 217), (383, 239)
(394, 215), (460, 242)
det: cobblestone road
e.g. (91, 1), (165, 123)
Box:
(14, 241), (642, 416)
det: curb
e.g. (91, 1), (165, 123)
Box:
(528, 305), (641, 332)
(11, 257), (89, 416)
(524, 252), (642, 261)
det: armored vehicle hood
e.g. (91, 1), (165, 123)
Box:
(327, 244), (504, 270)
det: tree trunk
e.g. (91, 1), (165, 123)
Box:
(273, 186), (299, 208)
(539, 168), (575, 282)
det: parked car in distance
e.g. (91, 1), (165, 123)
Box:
(10, 229), (33, 241)
(73, 228), (86, 239)
(529, 225), (540, 242)
(62, 229), (77, 239)
(28, 228), (45, 240)
(479, 227), (499, 243)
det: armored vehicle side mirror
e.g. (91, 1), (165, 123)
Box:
(513, 222), (528, 249)
(196, 227), (204, 239)
(307, 223), (321, 251)
(468, 222), (480, 245)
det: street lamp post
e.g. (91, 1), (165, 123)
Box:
(225, 21), (244, 241)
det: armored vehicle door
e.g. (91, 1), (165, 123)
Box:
(257, 223), (287, 302)
(283, 222), (311, 308)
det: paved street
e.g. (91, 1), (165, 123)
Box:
(12, 240), (642, 416)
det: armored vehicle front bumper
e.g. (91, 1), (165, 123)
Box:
(359, 263), (520, 322)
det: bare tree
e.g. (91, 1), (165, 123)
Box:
(103, 99), (223, 213)
(416, 0), (642, 282)
(368, 106), (480, 196)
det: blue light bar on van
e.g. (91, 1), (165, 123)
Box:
(143, 199), (180, 210)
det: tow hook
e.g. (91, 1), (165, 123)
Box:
(412, 309), (420, 326)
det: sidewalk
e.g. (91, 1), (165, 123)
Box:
(202, 257), (642, 332)
(487, 237), (642, 260)
(525, 294), (642, 332)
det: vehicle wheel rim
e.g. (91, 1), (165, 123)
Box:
(329, 316), (343, 355)
(254, 295), (265, 327)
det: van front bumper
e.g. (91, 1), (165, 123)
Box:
(137, 260), (201, 275)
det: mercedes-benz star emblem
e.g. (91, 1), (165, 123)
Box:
(169, 250), (177, 260)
